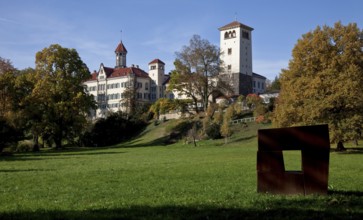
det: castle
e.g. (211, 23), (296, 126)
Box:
(83, 21), (266, 118)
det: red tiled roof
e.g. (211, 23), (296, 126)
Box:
(88, 71), (98, 81)
(85, 66), (150, 81)
(219, 21), (254, 31)
(109, 67), (149, 78)
(149, 58), (165, 65)
(115, 41), (127, 53)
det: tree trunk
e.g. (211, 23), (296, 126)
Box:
(54, 134), (62, 149)
(32, 135), (40, 152)
(336, 141), (346, 151)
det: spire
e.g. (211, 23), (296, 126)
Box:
(115, 41), (127, 68)
(115, 41), (127, 53)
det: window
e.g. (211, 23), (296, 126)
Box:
(98, 94), (105, 101)
(224, 32), (229, 39)
(258, 82), (260, 89)
(98, 84), (105, 91)
(253, 81), (256, 88)
(227, 65), (232, 71)
(242, 31), (249, 39)
(137, 93), (142, 99)
(145, 82), (149, 90)
(228, 48), (232, 55)
(150, 65), (156, 70)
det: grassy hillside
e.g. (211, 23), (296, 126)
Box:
(0, 121), (362, 219)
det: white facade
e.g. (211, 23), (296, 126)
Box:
(219, 21), (253, 76)
(83, 41), (167, 118)
(218, 21), (266, 95)
(148, 59), (166, 101)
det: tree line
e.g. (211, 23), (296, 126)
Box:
(0, 45), (150, 152)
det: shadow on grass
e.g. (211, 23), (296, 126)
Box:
(0, 151), (127, 161)
(230, 135), (256, 143)
(0, 204), (362, 220)
(329, 190), (363, 197)
(118, 135), (171, 148)
(0, 168), (55, 173)
(332, 148), (363, 155)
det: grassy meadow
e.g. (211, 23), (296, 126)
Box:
(0, 121), (362, 219)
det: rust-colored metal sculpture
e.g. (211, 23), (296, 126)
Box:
(257, 125), (330, 195)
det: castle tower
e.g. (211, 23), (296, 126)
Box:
(219, 21), (254, 95)
(148, 59), (165, 100)
(115, 41), (127, 68)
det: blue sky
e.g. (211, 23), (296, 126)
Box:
(0, 0), (362, 80)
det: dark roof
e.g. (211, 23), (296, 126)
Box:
(252, 72), (266, 79)
(149, 59), (165, 65)
(162, 75), (170, 85)
(88, 71), (98, 81)
(219, 21), (254, 31)
(103, 66), (114, 77)
(115, 41), (127, 53)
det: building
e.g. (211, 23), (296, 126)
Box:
(83, 41), (169, 118)
(252, 72), (266, 94)
(218, 21), (266, 95)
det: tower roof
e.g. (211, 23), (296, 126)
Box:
(149, 58), (165, 65)
(115, 41), (127, 53)
(218, 21), (254, 31)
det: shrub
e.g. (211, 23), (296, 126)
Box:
(0, 117), (23, 152)
(205, 122), (221, 139)
(81, 112), (147, 147)
(14, 140), (33, 152)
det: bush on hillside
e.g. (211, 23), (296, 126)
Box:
(205, 122), (221, 139)
(80, 112), (147, 147)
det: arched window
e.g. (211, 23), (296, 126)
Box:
(224, 32), (229, 39)
(232, 30), (236, 37)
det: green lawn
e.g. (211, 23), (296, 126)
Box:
(0, 122), (362, 219)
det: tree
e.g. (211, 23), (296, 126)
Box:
(220, 105), (234, 144)
(266, 75), (281, 92)
(0, 57), (17, 118)
(0, 117), (22, 152)
(273, 22), (363, 149)
(168, 35), (232, 113)
(30, 44), (96, 149)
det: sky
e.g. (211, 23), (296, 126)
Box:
(0, 0), (362, 80)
